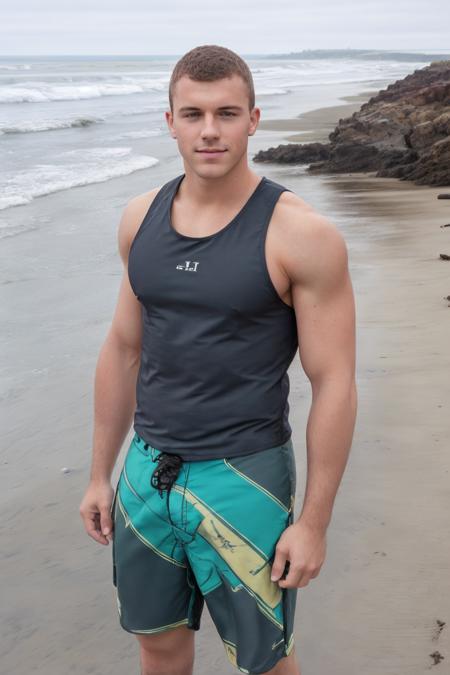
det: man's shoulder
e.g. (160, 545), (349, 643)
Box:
(273, 189), (348, 285)
(127, 185), (163, 214)
(275, 189), (344, 245)
(121, 185), (164, 233)
(275, 189), (336, 232)
(117, 185), (163, 263)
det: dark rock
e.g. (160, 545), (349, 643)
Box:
(253, 61), (450, 187)
(253, 142), (330, 164)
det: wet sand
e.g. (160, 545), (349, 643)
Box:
(289, 174), (450, 675)
(2, 95), (450, 674)
(257, 89), (378, 143)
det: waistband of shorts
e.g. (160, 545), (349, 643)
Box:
(131, 432), (293, 463)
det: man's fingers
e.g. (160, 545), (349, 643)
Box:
(82, 510), (109, 545)
(100, 508), (114, 541)
(270, 548), (287, 581)
(278, 562), (302, 588)
(79, 483), (115, 545)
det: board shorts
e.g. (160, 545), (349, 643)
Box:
(111, 431), (298, 675)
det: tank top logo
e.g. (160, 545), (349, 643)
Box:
(176, 261), (200, 272)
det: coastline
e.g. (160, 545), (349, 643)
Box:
(2, 88), (450, 674)
(257, 90), (378, 143)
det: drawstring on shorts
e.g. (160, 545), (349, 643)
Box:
(150, 451), (184, 535)
(150, 452), (183, 499)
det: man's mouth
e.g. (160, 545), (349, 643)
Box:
(196, 149), (227, 159)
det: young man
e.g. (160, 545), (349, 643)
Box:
(80, 45), (357, 675)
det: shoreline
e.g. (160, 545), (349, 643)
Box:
(257, 89), (379, 143)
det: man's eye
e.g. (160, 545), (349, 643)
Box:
(184, 111), (235, 118)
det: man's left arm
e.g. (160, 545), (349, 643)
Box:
(271, 208), (357, 589)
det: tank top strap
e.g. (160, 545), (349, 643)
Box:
(129, 175), (180, 253)
(260, 176), (293, 210)
(252, 176), (294, 239)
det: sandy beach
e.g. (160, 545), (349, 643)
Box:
(257, 90), (379, 143)
(2, 95), (450, 675)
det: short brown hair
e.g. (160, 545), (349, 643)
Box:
(168, 45), (255, 112)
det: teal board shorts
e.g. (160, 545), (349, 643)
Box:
(111, 432), (298, 674)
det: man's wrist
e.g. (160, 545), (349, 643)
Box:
(89, 471), (113, 485)
(295, 512), (330, 535)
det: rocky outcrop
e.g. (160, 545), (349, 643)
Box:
(253, 61), (450, 186)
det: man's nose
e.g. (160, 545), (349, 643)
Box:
(200, 115), (220, 137)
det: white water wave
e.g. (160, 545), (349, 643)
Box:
(0, 116), (103, 135)
(0, 146), (159, 211)
(0, 76), (168, 103)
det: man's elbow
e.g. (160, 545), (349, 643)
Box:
(105, 329), (142, 366)
(309, 370), (357, 399)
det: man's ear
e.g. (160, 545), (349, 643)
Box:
(165, 111), (176, 138)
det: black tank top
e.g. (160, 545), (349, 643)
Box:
(127, 173), (298, 460)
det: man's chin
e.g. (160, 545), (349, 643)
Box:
(191, 163), (231, 178)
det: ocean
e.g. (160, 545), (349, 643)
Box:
(0, 52), (441, 234)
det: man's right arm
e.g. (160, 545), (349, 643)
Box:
(79, 188), (159, 545)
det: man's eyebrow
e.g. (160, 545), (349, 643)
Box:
(178, 105), (244, 112)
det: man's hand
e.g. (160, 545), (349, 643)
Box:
(79, 480), (115, 546)
(270, 519), (327, 588)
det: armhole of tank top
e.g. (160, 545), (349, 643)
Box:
(258, 188), (296, 313)
(127, 184), (166, 300)
(128, 184), (166, 259)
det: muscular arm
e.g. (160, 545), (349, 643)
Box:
(80, 190), (160, 545)
(285, 205), (358, 533)
(89, 191), (158, 483)
(270, 198), (357, 587)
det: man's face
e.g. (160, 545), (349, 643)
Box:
(166, 74), (260, 178)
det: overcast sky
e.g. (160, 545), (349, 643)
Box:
(1, 0), (449, 56)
